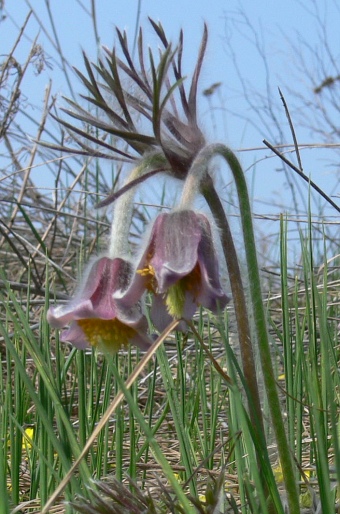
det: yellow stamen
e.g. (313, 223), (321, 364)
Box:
(137, 263), (157, 292)
(77, 318), (135, 353)
(137, 264), (155, 277)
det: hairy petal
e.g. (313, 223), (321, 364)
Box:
(151, 293), (188, 332)
(124, 209), (230, 328)
(48, 256), (152, 352)
(149, 210), (202, 290)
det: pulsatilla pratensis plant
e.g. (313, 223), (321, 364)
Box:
(47, 18), (227, 352)
(46, 19), (301, 514)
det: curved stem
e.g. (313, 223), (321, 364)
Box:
(201, 175), (264, 436)
(196, 144), (300, 514)
(108, 167), (138, 257)
(109, 153), (167, 257)
(183, 149), (270, 501)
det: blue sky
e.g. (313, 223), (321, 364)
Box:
(2, 0), (340, 259)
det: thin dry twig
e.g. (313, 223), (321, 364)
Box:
(40, 320), (180, 514)
(263, 139), (340, 214)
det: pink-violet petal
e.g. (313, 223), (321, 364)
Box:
(60, 322), (89, 350)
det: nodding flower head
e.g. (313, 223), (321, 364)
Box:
(47, 256), (152, 353)
(54, 19), (207, 184)
(122, 209), (230, 331)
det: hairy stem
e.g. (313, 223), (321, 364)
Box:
(199, 144), (300, 514)
(108, 167), (139, 258)
(108, 152), (167, 257)
(202, 176), (264, 431)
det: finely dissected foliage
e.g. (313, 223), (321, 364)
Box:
(1, 5), (340, 514)
(47, 18), (207, 183)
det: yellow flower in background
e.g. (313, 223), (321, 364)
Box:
(300, 490), (313, 508)
(22, 427), (34, 452)
(273, 461), (284, 483)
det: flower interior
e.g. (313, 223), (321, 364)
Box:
(165, 264), (201, 318)
(138, 261), (202, 319)
(77, 318), (136, 353)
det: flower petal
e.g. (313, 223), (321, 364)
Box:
(48, 256), (152, 351)
(118, 209), (230, 331)
(151, 294), (188, 332)
(150, 211), (202, 290)
(60, 322), (89, 349)
(195, 213), (230, 311)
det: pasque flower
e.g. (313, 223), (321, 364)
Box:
(47, 256), (152, 352)
(47, 168), (153, 353)
(47, 22), (227, 347)
(122, 209), (230, 331)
